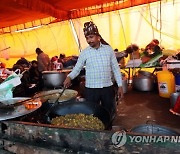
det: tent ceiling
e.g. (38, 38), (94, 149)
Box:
(44, 0), (119, 11)
(0, 0), (48, 28)
(0, 0), (159, 30)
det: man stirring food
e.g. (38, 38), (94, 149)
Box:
(63, 21), (123, 118)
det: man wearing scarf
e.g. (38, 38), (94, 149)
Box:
(64, 21), (123, 118)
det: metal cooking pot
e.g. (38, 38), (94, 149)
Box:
(131, 124), (179, 136)
(47, 100), (111, 129)
(42, 71), (67, 88)
(133, 76), (155, 91)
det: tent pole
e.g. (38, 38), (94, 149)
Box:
(118, 11), (127, 47)
(69, 19), (82, 53)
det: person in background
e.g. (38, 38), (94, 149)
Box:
(51, 56), (63, 70)
(58, 54), (66, 63)
(114, 44), (139, 61)
(114, 45), (139, 67)
(28, 60), (43, 91)
(16, 57), (30, 69)
(126, 44), (139, 55)
(63, 21), (123, 118)
(141, 39), (162, 64)
(144, 39), (162, 58)
(29, 60), (40, 83)
(35, 48), (51, 73)
(0, 62), (12, 81)
(59, 54), (78, 68)
(12, 64), (32, 97)
(114, 48), (126, 68)
(126, 44), (140, 60)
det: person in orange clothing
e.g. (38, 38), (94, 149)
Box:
(0, 62), (12, 80)
(35, 48), (51, 73)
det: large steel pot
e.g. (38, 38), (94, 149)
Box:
(42, 71), (67, 88)
(131, 124), (179, 135)
(133, 70), (156, 92)
(133, 76), (155, 91)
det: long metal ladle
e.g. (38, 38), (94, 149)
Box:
(43, 87), (66, 123)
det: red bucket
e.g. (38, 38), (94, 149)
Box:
(170, 95), (180, 115)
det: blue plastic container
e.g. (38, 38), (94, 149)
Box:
(175, 74), (180, 85)
(175, 74), (180, 92)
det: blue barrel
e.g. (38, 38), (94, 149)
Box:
(175, 74), (180, 85)
(175, 74), (180, 92)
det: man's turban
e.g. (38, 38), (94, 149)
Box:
(83, 21), (100, 37)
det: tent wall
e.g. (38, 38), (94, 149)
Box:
(0, 0), (180, 68)
(73, 0), (180, 52)
(0, 21), (79, 68)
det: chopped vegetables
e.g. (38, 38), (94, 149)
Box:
(51, 113), (105, 130)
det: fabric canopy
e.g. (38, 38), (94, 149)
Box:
(0, 0), (179, 68)
(0, 0), (159, 32)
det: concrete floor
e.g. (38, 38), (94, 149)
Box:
(112, 86), (180, 133)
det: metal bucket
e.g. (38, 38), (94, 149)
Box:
(131, 124), (179, 136)
(122, 79), (128, 93)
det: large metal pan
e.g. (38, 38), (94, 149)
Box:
(0, 97), (42, 121)
(34, 89), (78, 104)
(47, 100), (111, 130)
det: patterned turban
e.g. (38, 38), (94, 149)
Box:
(83, 21), (100, 37)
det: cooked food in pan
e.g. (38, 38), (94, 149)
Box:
(51, 113), (105, 130)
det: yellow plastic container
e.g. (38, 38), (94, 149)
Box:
(157, 70), (175, 98)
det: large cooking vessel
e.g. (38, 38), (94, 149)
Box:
(34, 89), (78, 104)
(133, 71), (156, 91)
(47, 100), (111, 130)
(42, 70), (71, 88)
(0, 97), (42, 121)
(133, 76), (155, 91)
